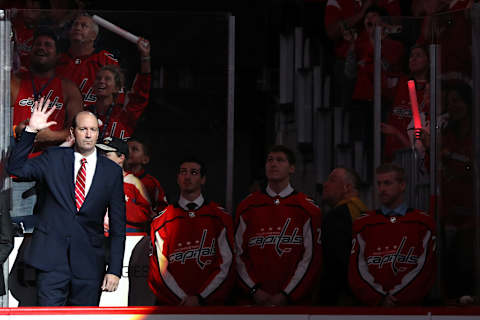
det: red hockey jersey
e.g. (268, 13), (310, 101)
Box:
(149, 202), (235, 305)
(235, 191), (322, 304)
(56, 49), (118, 108)
(13, 71), (66, 131)
(88, 73), (151, 140)
(124, 173), (152, 231)
(349, 209), (437, 306)
(133, 169), (168, 213)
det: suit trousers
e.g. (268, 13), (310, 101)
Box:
(36, 266), (103, 306)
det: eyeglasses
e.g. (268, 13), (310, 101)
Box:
(178, 168), (201, 176)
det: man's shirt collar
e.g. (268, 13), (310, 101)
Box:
(179, 194), (204, 211)
(266, 183), (294, 198)
(381, 202), (408, 216)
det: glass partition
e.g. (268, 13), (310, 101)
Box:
(3, 8), (233, 307)
(375, 8), (476, 304)
(8, 8), (233, 217)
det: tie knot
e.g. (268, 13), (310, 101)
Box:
(81, 158), (87, 165)
(186, 202), (197, 211)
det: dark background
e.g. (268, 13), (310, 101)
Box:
(84, 0), (328, 208)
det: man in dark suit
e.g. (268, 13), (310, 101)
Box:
(7, 98), (126, 306)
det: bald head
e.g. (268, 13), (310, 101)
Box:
(70, 111), (99, 156)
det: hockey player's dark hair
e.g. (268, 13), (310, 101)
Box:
(267, 145), (296, 166)
(376, 163), (405, 183)
(178, 156), (206, 177)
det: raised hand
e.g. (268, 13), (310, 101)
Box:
(137, 37), (151, 57)
(27, 97), (57, 132)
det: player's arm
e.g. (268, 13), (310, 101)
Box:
(149, 215), (189, 305)
(390, 223), (437, 304)
(348, 231), (386, 305)
(196, 211), (235, 304)
(281, 203), (322, 303)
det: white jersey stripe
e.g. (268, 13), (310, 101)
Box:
(284, 218), (312, 294)
(235, 216), (256, 288)
(155, 232), (187, 300)
(390, 231), (431, 295)
(357, 233), (387, 295)
(200, 228), (233, 298)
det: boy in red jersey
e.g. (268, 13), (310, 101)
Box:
(96, 136), (152, 232)
(127, 136), (168, 214)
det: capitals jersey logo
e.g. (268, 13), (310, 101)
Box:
(247, 218), (303, 257)
(366, 236), (419, 275)
(18, 90), (63, 110)
(79, 78), (97, 103)
(168, 229), (217, 270)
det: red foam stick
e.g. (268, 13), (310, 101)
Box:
(407, 80), (422, 139)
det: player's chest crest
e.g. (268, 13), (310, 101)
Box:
(168, 229), (217, 269)
(247, 217), (304, 257)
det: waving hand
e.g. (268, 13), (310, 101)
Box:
(27, 97), (57, 132)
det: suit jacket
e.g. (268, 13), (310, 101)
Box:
(7, 131), (126, 280)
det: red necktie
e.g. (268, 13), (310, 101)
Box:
(75, 158), (87, 211)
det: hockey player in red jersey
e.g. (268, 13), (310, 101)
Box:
(349, 164), (437, 306)
(235, 145), (322, 306)
(88, 37), (151, 140)
(149, 157), (235, 306)
(55, 13), (119, 108)
(96, 136), (152, 232)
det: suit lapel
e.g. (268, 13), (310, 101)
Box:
(64, 148), (76, 212)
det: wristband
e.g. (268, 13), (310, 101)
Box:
(141, 56), (151, 61)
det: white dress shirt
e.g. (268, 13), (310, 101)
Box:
(178, 194), (204, 211)
(266, 183), (294, 198)
(74, 149), (97, 197)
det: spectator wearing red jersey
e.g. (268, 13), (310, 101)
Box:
(235, 145), (322, 306)
(127, 136), (168, 214)
(10, 26), (83, 222)
(55, 13), (119, 108)
(96, 136), (152, 232)
(349, 164), (437, 306)
(11, 0), (50, 73)
(12, 27), (83, 151)
(149, 157), (235, 306)
(324, 0), (403, 110)
(381, 44), (430, 162)
(88, 37), (151, 140)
